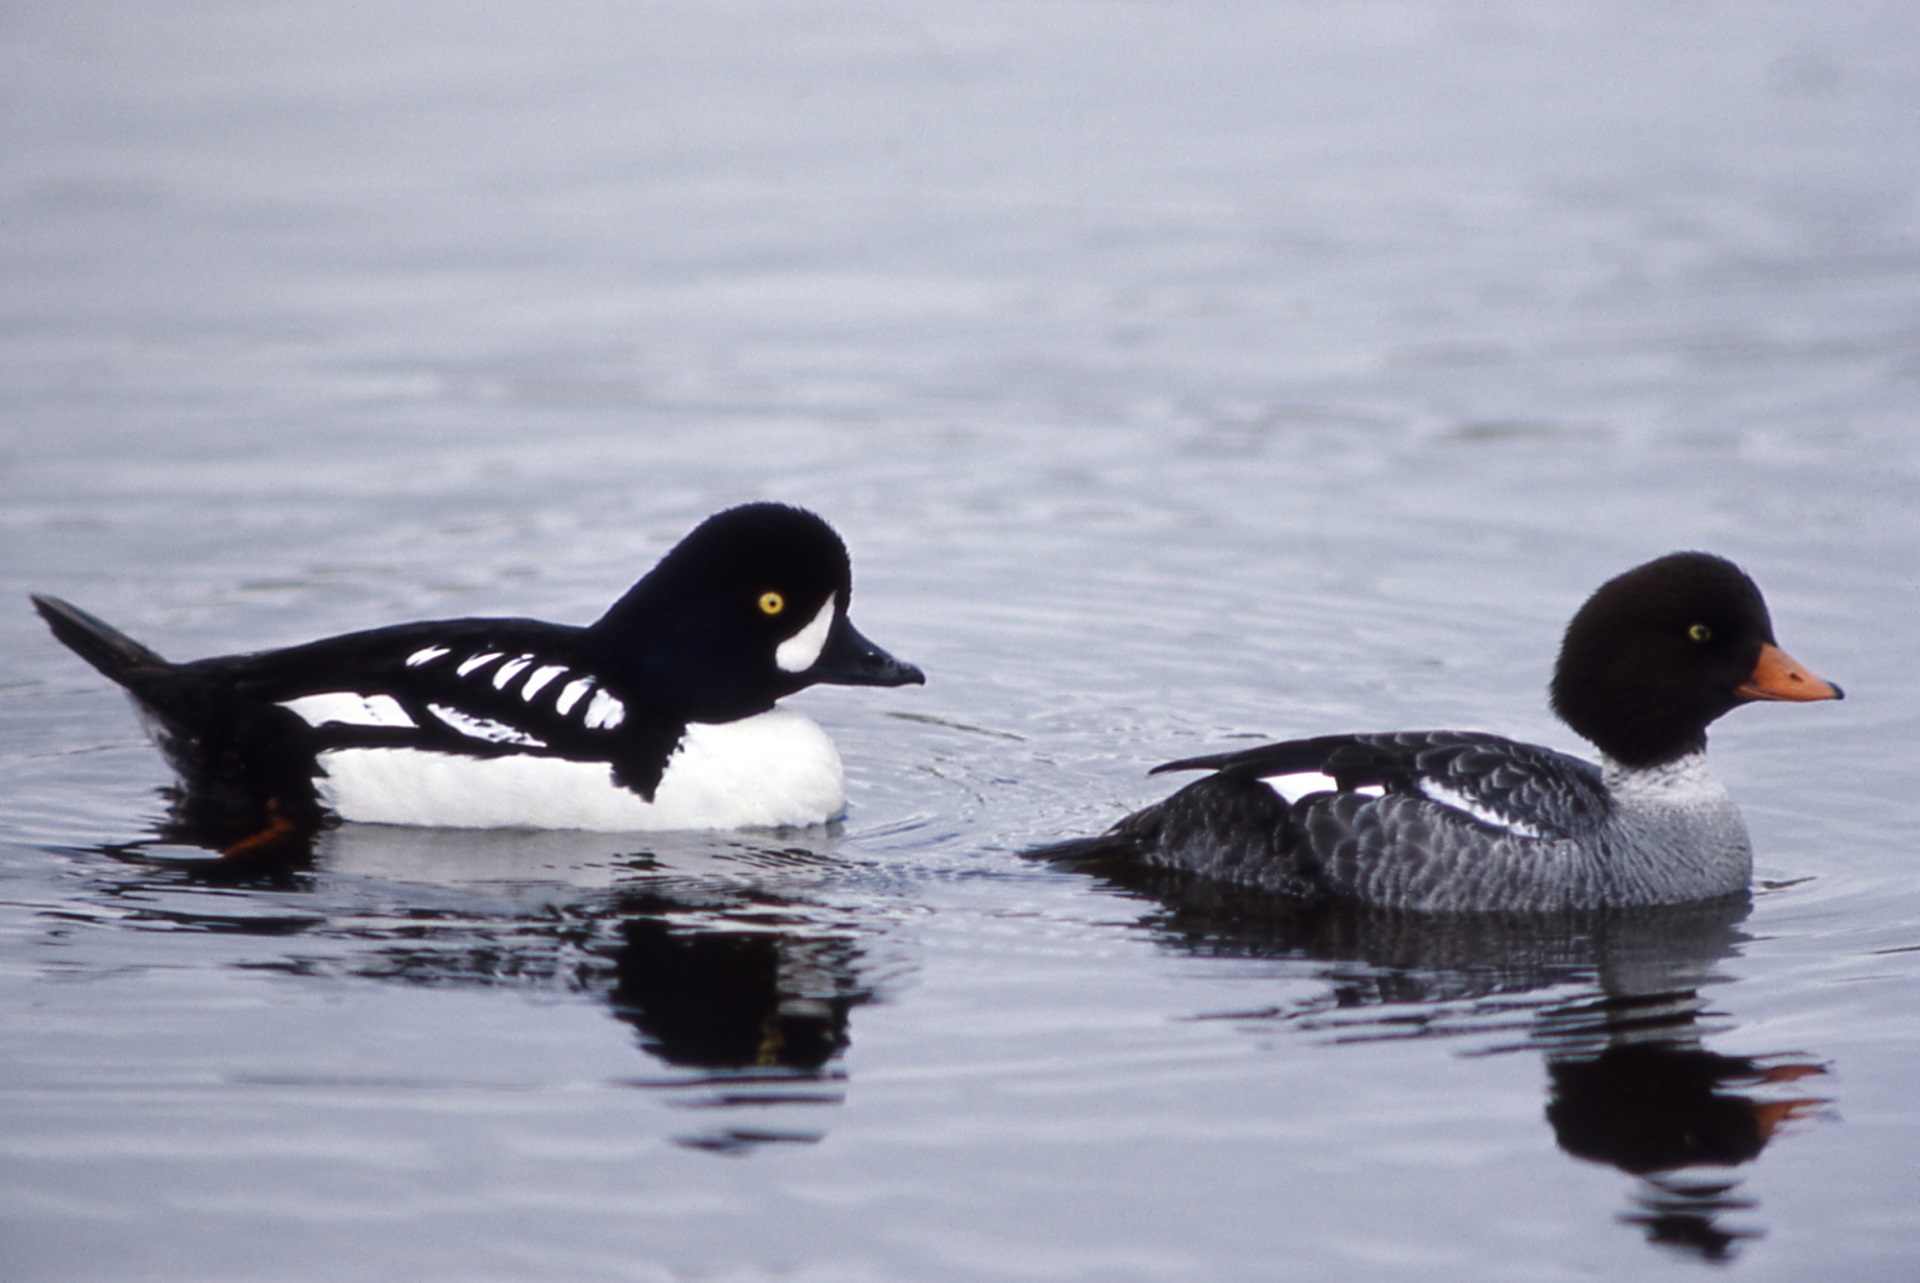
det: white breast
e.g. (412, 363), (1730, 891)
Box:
(313, 708), (847, 831)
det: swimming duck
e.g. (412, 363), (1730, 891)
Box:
(34, 503), (924, 837)
(1037, 552), (1840, 911)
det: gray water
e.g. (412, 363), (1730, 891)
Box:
(3, 2), (1919, 1279)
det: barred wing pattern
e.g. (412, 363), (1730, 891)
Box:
(1129, 731), (1619, 910)
(1155, 731), (1613, 842)
(202, 619), (688, 799)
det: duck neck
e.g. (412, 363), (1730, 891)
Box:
(1595, 751), (1751, 904)
(1601, 748), (1725, 800)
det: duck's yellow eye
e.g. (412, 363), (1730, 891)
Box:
(1688, 623), (1712, 643)
(758, 591), (785, 616)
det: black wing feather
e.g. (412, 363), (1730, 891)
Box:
(195, 618), (687, 801)
(1152, 730), (1612, 841)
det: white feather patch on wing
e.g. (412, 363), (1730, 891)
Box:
(280, 692), (417, 729)
(775, 594), (837, 674)
(554, 677), (595, 716)
(1416, 779), (1549, 839)
(492, 655), (534, 689)
(521, 664), (568, 699)
(315, 708), (844, 831)
(456, 651), (503, 677)
(1260, 771), (1337, 804)
(1260, 772), (1384, 804)
(583, 688), (625, 730)
(428, 703), (547, 747)
(405, 645), (450, 668)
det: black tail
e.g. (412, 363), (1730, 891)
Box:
(1024, 832), (1146, 868)
(32, 594), (172, 686)
(33, 593), (327, 849)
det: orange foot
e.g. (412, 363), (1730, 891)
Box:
(222, 798), (301, 859)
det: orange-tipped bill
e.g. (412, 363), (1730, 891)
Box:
(1749, 1097), (1827, 1141)
(1737, 642), (1843, 702)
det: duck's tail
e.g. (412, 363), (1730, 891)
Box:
(1024, 831), (1146, 868)
(33, 594), (326, 851)
(31, 594), (172, 686)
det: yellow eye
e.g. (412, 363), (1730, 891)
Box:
(758, 591), (785, 616)
(1688, 623), (1712, 643)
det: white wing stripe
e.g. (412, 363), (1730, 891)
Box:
(521, 664), (568, 700)
(554, 677), (595, 716)
(281, 692), (417, 729)
(456, 651), (503, 677)
(492, 655), (534, 689)
(1260, 771), (1339, 804)
(1417, 780), (1549, 839)
(428, 703), (547, 747)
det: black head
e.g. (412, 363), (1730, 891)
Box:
(592, 503), (924, 721)
(1549, 551), (1841, 768)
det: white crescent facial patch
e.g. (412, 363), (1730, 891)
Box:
(775, 594), (837, 674)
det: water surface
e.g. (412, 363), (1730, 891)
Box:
(3, 3), (1918, 1279)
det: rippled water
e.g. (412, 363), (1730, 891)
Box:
(4, 2), (1919, 1279)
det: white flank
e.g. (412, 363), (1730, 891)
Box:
(280, 692), (417, 729)
(315, 708), (845, 831)
(583, 688), (626, 730)
(775, 594), (837, 674)
(405, 645), (450, 668)
(428, 703), (547, 747)
(521, 664), (568, 699)
(554, 677), (595, 716)
(492, 655), (534, 689)
(456, 651), (503, 677)
(1417, 780), (1549, 839)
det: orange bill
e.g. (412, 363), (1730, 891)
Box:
(1736, 642), (1843, 702)
(1749, 1097), (1827, 1141)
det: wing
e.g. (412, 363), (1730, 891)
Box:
(195, 619), (686, 800)
(1153, 730), (1612, 842)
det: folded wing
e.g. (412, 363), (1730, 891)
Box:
(1154, 730), (1613, 842)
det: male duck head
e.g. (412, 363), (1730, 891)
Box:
(592, 503), (924, 723)
(1549, 551), (1841, 770)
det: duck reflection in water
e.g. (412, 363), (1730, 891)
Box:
(1046, 854), (1828, 1262)
(94, 822), (882, 1156)
(606, 890), (861, 1079)
(594, 886), (875, 1155)
(1536, 990), (1826, 1260)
